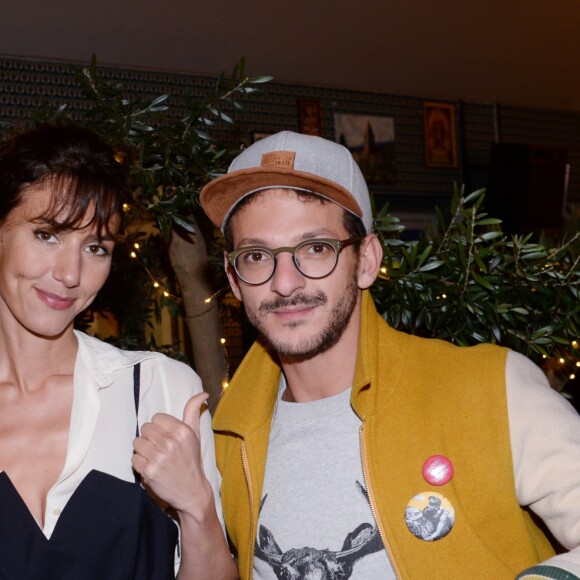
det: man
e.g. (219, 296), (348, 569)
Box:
(200, 131), (580, 579)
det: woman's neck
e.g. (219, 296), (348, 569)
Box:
(0, 322), (77, 392)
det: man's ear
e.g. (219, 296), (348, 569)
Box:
(357, 234), (383, 290)
(224, 252), (243, 302)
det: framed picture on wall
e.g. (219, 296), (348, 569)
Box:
(298, 99), (323, 136)
(334, 113), (397, 185)
(423, 101), (458, 168)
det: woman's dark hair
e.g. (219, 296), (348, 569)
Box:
(0, 122), (131, 237)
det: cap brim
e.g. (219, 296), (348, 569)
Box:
(200, 167), (363, 228)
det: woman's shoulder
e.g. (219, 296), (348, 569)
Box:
(75, 330), (202, 392)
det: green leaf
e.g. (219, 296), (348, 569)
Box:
(417, 246), (433, 267)
(472, 271), (494, 290)
(172, 214), (196, 233)
(463, 188), (486, 204)
(249, 75), (274, 83)
(475, 218), (502, 226)
(419, 260), (444, 272)
(521, 252), (548, 261)
(478, 231), (503, 242)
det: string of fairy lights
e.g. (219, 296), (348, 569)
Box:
(543, 343), (579, 383)
(128, 241), (231, 389)
(130, 242), (180, 301)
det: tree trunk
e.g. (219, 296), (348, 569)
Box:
(168, 220), (228, 413)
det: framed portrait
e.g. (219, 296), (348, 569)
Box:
(423, 101), (458, 168)
(298, 99), (323, 136)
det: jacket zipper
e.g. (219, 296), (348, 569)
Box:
(240, 442), (255, 580)
(359, 424), (401, 580)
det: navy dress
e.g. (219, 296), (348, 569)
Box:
(0, 364), (179, 579)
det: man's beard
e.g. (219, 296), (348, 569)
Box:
(246, 276), (359, 363)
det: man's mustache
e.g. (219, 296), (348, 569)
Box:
(259, 292), (327, 314)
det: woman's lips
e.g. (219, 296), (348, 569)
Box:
(35, 288), (75, 310)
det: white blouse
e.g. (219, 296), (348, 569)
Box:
(40, 330), (223, 552)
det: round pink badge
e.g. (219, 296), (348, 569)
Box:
(422, 455), (454, 486)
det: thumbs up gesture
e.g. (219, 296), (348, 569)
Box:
(132, 392), (213, 515)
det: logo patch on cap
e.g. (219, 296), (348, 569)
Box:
(261, 151), (296, 169)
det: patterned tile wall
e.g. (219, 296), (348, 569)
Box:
(1, 55), (579, 214)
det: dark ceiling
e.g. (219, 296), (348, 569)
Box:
(2, 0), (580, 112)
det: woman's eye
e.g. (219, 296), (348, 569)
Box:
(85, 244), (111, 257)
(35, 230), (57, 243)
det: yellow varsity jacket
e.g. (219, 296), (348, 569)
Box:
(213, 290), (555, 579)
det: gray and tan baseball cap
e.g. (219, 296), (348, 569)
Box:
(199, 131), (373, 233)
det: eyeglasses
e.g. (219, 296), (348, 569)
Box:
(227, 237), (362, 286)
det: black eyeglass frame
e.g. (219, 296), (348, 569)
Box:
(227, 237), (363, 286)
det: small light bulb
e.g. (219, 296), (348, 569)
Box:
(130, 251), (137, 258)
(559, 358), (565, 364)
(163, 291), (169, 297)
(134, 243), (140, 249)
(153, 282), (160, 288)
(204, 297), (211, 303)
(220, 338), (226, 345)
(570, 374), (576, 380)
(222, 381), (229, 390)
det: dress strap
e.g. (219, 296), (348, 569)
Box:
(133, 362), (141, 438)
(133, 363), (141, 484)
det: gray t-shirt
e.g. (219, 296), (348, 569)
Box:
(254, 381), (395, 579)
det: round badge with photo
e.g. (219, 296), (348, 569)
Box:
(404, 491), (455, 541)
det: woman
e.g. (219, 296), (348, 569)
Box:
(0, 123), (236, 579)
